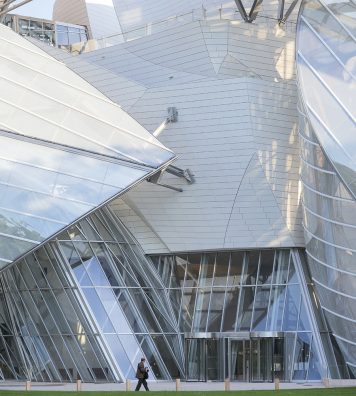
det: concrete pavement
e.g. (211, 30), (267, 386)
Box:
(0, 379), (355, 392)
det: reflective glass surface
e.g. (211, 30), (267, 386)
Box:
(0, 24), (174, 168)
(0, 130), (151, 266)
(0, 204), (337, 382)
(0, 25), (175, 266)
(296, 0), (356, 197)
(298, 86), (356, 371)
(0, 207), (184, 382)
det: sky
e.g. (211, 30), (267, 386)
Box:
(13, 0), (55, 20)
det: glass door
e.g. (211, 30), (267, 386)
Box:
(185, 338), (222, 381)
(251, 338), (273, 382)
(273, 338), (284, 380)
(229, 339), (250, 381)
(185, 338), (206, 381)
(206, 339), (219, 380)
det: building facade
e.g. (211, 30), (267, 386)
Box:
(0, 0), (355, 382)
(2, 13), (87, 47)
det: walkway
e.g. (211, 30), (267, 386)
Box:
(0, 379), (355, 392)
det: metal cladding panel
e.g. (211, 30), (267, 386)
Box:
(43, 19), (303, 252)
(0, 25), (175, 268)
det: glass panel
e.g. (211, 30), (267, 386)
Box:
(105, 334), (133, 378)
(307, 337), (322, 380)
(258, 250), (275, 285)
(242, 251), (259, 285)
(214, 252), (230, 286)
(139, 335), (162, 379)
(206, 339), (220, 381)
(251, 338), (273, 382)
(85, 256), (109, 287)
(298, 297), (311, 331)
(266, 286), (286, 331)
(152, 335), (179, 379)
(251, 286), (271, 331)
(272, 251), (290, 284)
(283, 285), (301, 331)
(230, 340), (245, 381)
(222, 288), (239, 331)
(0, 128), (164, 268)
(82, 288), (114, 333)
(236, 287), (255, 331)
(228, 251), (244, 286)
(185, 254), (201, 287)
(186, 339), (205, 381)
(115, 289), (143, 333)
(207, 289), (225, 332)
(171, 255), (187, 288)
(128, 290), (160, 332)
(180, 288), (196, 332)
(293, 333), (311, 380)
(273, 338), (284, 381)
(199, 253), (215, 287)
(152, 256), (171, 287)
(163, 335), (182, 379)
(192, 288), (210, 332)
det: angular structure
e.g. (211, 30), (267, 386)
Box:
(296, 0), (356, 376)
(0, 22), (174, 268)
(0, 0), (355, 384)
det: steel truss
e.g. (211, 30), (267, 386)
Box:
(234, 0), (301, 23)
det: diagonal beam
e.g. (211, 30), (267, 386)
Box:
(234, 0), (249, 21)
(248, 0), (264, 21)
(277, 0), (285, 21)
(279, 0), (300, 23)
(0, 0), (17, 11)
(0, 0), (33, 17)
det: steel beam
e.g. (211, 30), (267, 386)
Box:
(280, 0), (300, 23)
(248, 0), (264, 21)
(0, 0), (33, 17)
(277, 0), (285, 22)
(234, 0), (249, 21)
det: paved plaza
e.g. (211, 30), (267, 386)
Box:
(0, 380), (355, 392)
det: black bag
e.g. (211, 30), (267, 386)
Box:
(144, 370), (149, 380)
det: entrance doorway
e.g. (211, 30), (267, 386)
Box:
(250, 338), (273, 382)
(185, 338), (222, 381)
(229, 337), (284, 382)
(185, 336), (284, 382)
(230, 340), (250, 381)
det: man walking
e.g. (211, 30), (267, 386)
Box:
(135, 357), (149, 391)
